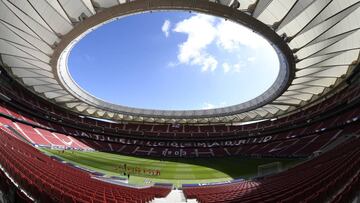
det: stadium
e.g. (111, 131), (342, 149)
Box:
(0, 0), (359, 202)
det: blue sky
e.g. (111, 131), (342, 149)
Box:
(69, 11), (279, 110)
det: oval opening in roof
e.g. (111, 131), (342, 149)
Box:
(68, 11), (279, 111)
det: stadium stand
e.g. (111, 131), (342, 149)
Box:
(183, 137), (360, 203)
(0, 128), (171, 203)
(1, 85), (359, 158)
(0, 71), (357, 201)
(0, 77), (359, 141)
(0, 116), (91, 150)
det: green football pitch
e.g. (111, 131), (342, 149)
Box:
(41, 148), (303, 187)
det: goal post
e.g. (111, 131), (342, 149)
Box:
(258, 162), (282, 177)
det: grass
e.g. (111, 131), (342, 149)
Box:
(41, 148), (304, 187)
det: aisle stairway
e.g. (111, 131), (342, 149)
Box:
(152, 189), (198, 203)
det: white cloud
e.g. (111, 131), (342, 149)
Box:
(193, 54), (218, 72)
(216, 20), (268, 51)
(222, 62), (230, 73)
(162, 20), (171, 37)
(222, 62), (244, 73)
(173, 14), (218, 72)
(167, 61), (179, 67)
(233, 62), (243, 72)
(202, 102), (227, 109)
(171, 14), (271, 72)
(202, 102), (216, 109)
(248, 57), (256, 62)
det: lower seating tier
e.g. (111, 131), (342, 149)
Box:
(183, 137), (360, 203)
(0, 129), (171, 203)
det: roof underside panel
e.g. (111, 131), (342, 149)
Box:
(3, 1), (58, 46)
(295, 30), (358, 60)
(91, 0), (119, 8)
(289, 4), (360, 49)
(275, 0), (315, 31)
(296, 66), (349, 78)
(28, 0), (73, 36)
(257, 0), (297, 26)
(277, 0), (332, 38)
(299, 0), (360, 35)
(57, 0), (95, 22)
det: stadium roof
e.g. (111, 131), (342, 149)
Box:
(0, 0), (359, 124)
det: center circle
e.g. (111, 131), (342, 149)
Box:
(68, 11), (279, 111)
